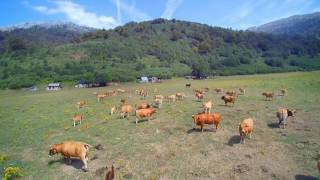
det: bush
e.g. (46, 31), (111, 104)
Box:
(2, 166), (23, 180)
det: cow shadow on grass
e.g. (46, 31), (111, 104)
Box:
(295, 175), (318, 180)
(48, 158), (84, 170)
(187, 128), (214, 134)
(267, 122), (279, 129)
(227, 135), (241, 146)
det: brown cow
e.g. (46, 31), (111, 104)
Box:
(239, 118), (254, 144)
(135, 108), (156, 124)
(135, 102), (151, 109)
(153, 98), (163, 108)
(49, 141), (91, 171)
(176, 92), (185, 100)
(262, 92), (274, 100)
(276, 108), (296, 129)
(96, 93), (107, 102)
(238, 88), (245, 95)
(165, 95), (176, 103)
(195, 92), (204, 101)
(226, 90), (237, 97)
(192, 112), (222, 132)
(221, 95), (236, 105)
(77, 100), (86, 109)
(214, 88), (223, 94)
(120, 104), (133, 118)
(73, 114), (84, 127)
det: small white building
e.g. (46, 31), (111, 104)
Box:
(46, 83), (62, 91)
(140, 76), (149, 83)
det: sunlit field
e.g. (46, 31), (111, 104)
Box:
(0, 71), (319, 179)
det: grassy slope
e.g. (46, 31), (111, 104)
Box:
(0, 71), (319, 179)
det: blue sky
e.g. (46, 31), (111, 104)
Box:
(1, 0), (320, 29)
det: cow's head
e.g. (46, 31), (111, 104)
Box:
(49, 145), (58, 156)
(287, 109), (296, 117)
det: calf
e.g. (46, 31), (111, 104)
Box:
(238, 88), (245, 95)
(135, 108), (156, 124)
(203, 100), (213, 114)
(49, 141), (91, 171)
(262, 92), (274, 100)
(221, 95), (236, 105)
(153, 98), (163, 108)
(276, 108), (295, 129)
(239, 118), (254, 144)
(73, 114), (84, 127)
(176, 92), (185, 100)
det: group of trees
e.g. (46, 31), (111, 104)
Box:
(0, 18), (320, 89)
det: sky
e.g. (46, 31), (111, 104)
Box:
(1, 0), (320, 30)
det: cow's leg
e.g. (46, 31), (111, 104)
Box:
(80, 154), (88, 171)
(135, 117), (138, 124)
(201, 124), (204, 132)
(73, 120), (76, 127)
(249, 132), (252, 139)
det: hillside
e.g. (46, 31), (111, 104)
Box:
(248, 12), (320, 37)
(0, 18), (320, 89)
(0, 22), (95, 53)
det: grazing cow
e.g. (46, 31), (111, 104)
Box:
(195, 89), (204, 94)
(110, 106), (118, 115)
(105, 165), (115, 180)
(49, 141), (91, 171)
(279, 89), (287, 96)
(239, 118), (254, 144)
(226, 90), (237, 97)
(154, 95), (164, 100)
(221, 95), (236, 105)
(153, 98), (163, 108)
(120, 98), (127, 104)
(120, 105), (133, 118)
(262, 92), (274, 100)
(214, 88), (223, 94)
(176, 92), (185, 100)
(192, 112), (222, 132)
(77, 100), (86, 109)
(135, 108), (156, 124)
(238, 88), (246, 95)
(185, 83), (191, 88)
(165, 95), (176, 103)
(73, 114), (84, 127)
(96, 93), (107, 102)
(135, 102), (151, 109)
(203, 100), (213, 113)
(106, 90), (117, 97)
(276, 108), (296, 129)
(117, 89), (125, 94)
(195, 92), (204, 101)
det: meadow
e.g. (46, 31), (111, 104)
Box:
(0, 71), (319, 179)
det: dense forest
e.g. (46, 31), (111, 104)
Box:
(0, 18), (320, 89)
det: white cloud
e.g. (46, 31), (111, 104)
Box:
(111, 0), (151, 21)
(30, 1), (118, 29)
(161, 0), (183, 19)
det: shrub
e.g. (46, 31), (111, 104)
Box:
(2, 166), (23, 180)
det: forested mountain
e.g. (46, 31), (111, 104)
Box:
(248, 12), (320, 37)
(0, 18), (320, 89)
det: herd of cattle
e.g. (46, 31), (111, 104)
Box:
(49, 83), (306, 179)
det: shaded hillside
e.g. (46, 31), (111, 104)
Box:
(248, 12), (320, 37)
(0, 18), (320, 89)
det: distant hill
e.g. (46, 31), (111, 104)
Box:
(248, 12), (320, 37)
(0, 22), (95, 52)
(0, 18), (320, 89)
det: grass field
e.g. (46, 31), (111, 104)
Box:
(0, 71), (320, 179)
